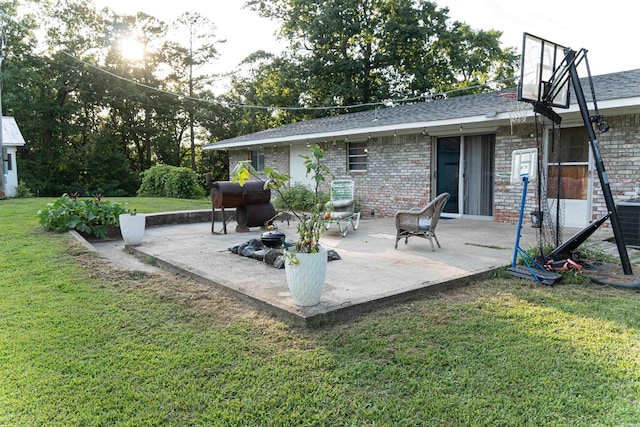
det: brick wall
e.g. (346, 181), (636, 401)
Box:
(493, 123), (540, 224)
(590, 113), (640, 221)
(319, 134), (431, 218)
(227, 146), (290, 180)
(227, 149), (249, 171)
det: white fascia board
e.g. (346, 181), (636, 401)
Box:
(525, 96), (640, 116)
(493, 96), (640, 123)
(595, 96), (640, 112)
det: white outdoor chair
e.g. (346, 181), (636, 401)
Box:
(324, 179), (360, 237)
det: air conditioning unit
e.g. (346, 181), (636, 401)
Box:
(617, 198), (640, 247)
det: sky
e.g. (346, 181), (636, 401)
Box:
(94, 0), (639, 89)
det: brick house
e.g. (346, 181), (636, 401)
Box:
(204, 69), (640, 229)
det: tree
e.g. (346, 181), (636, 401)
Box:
(102, 11), (169, 172)
(246, 0), (518, 107)
(224, 51), (314, 134)
(162, 12), (222, 170)
(15, 0), (106, 195)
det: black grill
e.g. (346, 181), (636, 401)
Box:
(206, 174), (276, 234)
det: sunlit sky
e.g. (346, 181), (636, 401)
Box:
(95, 0), (639, 85)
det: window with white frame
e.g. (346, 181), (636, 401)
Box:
(251, 149), (265, 172)
(348, 141), (367, 172)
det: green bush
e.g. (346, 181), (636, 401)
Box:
(15, 181), (34, 198)
(138, 165), (205, 199)
(137, 165), (173, 197)
(37, 194), (129, 238)
(166, 167), (206, 199)
(273, 183), (329, 211)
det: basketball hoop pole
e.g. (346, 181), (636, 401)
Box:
(565, 48), (633, 275)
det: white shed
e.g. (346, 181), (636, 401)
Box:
(2, 116), (26, 198)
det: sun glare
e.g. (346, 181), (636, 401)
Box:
(119, 36), (145, 61)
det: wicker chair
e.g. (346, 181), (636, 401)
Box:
(394, 192), (450, 251)
(324, 179), (360, 237)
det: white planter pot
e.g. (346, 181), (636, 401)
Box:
(119, 214), (146, 246)
(284, 246), (327, 306)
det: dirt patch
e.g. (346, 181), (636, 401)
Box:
(66, 239), (280, 327)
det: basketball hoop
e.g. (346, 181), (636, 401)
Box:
(500, 92), (531, 134)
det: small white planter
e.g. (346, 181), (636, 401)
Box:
(119, 213), (146, 246)
(284, 247), (327, 306)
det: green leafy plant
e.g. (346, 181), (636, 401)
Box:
(231, 144), (333, 257)
(15, 181), (34, 198)
(273, 183), (329, 212)
(37, 193), (130, 238)
(137, 165), (205, 199)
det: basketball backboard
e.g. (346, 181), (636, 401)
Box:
(518, 33), (571, 109)
(510, 148), (538, 184)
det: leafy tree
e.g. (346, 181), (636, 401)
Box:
(162, 12), (222, 170)
(246, 0), (518, 107)
(221, 50), (326, 136)
(82, 132), (140, 196)
(101, 11), (170, 173)
(7, 0), (106, 195)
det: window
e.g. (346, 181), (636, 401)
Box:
(251, 149), (265, 172)
(7, 153), (11, 171)
(547, 128), (589, 200)
(348, 141), (367, 172)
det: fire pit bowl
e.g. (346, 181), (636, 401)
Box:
(261, 230), (286, 248)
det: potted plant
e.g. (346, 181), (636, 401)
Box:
(231, 144), (333, 306)
(118, 209), (146, 246)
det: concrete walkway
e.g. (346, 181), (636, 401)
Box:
(87, 214), (617, 326)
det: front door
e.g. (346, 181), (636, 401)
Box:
(547, 127), (592, 228)
(436, 137), (460, 214)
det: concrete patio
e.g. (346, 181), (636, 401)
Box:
(85, 212), (617, 326)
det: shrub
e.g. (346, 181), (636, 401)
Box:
(138, 165), (205, 199)
(15, 181), (34, 198)
(165, 167), (206, 199)
(37, 194), (129, 238)
(273, 183), (329, 212)
(137, 165), (173, 197)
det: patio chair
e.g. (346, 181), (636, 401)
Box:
(394, 192), (450, 251)
(324, 179), (360, 237)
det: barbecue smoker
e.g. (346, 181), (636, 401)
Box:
(206, 174), (276, 234)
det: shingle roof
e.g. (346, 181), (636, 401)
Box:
(205, 68), (640, 149)
(1, 117), (26, 147)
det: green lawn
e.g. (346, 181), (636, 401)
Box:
(1, 197), (639, 426)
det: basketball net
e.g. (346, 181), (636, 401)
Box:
(500, 92), (532, 134)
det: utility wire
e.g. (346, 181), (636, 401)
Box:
(2, 10), (518, 113)
(66, 51), (517, 111)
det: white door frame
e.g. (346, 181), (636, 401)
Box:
(544, 128), (594, 228)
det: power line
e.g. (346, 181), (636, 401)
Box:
(66, 52), (517, 112)
(1, 10), (518, 114)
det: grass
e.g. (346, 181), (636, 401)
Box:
(1, 197), (639, 426)
(108, 196), (212, 213)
